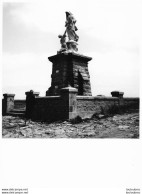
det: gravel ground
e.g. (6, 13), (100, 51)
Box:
(2, 112), (139, 138)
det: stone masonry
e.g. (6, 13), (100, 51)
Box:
(2, 94), (15, 115)
(46, 52), (92, 96)
(2, 12), (139, 123)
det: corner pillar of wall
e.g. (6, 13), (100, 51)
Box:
(2, 94), (15, 115)
(60, 86), (78, 120)
(111, 91), (124, 99)
(25, 90), (40, 119)
(111, 91), (125, 112)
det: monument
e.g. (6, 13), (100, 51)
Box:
(46, 12), (92, 96)
(2, 12), (139, 122)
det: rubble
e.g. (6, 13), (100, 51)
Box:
(2, 112), (139, 138)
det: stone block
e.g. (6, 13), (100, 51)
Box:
(111, 91), (124, 98)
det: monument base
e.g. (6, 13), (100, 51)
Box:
(46, 52), (92, 96)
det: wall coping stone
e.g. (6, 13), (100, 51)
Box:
(25, 91), (40, 96)
(77, 96), (119, 100)
(77, 96), (139, 101)
(3, 94), (15, 97)
(123, 97), (139, 100)
(60, 86), (78, 93)
(111, 91), (124, 98)
(35, 96), (60, 99)
(14, 99), (26, 101)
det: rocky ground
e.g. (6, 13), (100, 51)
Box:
(2, 111), (139, 138)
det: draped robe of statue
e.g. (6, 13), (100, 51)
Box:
(65, 12), (79, 42)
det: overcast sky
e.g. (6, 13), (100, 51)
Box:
(2, 0), (140, 99)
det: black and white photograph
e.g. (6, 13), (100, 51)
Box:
(0, 0), (141, 193)
(2, 0), (140, 138)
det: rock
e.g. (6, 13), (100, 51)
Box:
(82, 117), (91, 122)
(63, 121), (68, 124)
(19, 123), (26, 127)
(5, 116), (13, 119)
(112, 116), (118, 121)
(96, 114), (105, 119)
(70, 116), (82, 124)
(3, 133), (12, 138)
(128, 134), (134, 138)
(2, 112), (139, 138)
(2, 129), (8, 136)
(118, 125), (129, 130)
(5, 124), (17, 129)
(20, 130), (27, 136)
(45, 131), (52, 135)
(19, 126), (28, 130)
(68, 128), (75, 131)
(13, 134), (19, 138)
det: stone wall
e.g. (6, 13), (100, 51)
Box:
(123, 98), (139, 109)
(77, 96), (139, 119)
(32, 96), (63, 121)
(31, 95), (139, 121)
(31, 87), (78, 121)
(14, 100), (26, 110)
(2, 89), (139, 121)
(2, 98), (26, 115)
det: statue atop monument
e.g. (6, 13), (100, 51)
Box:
(58, 12), (79, 53)
(65, 11), (79, 42)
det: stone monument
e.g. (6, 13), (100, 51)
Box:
(46, 12), (92, 96)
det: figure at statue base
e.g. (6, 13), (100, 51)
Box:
(58, 34), (67, 53)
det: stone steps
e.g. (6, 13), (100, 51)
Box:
(7, 112), (25, 117)
(10, 108), (25, 113)
(7, 108), (26, 117)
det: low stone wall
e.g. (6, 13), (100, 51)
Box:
(32, 96), (64, 121)
(32, 96), (139, 121)
(14, 100), (26, 109)
(123, 98), (139, 109)
(77, 96), (139, 119)
(2, 89), (139, 121)
(2, 97), (26, 115)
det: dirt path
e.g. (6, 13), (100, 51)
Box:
(2, 112), (139, 138)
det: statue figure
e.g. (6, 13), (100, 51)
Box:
(58, 32), (67, 52)
(58, 12), (79, 53)
(65, 11), (79, 42)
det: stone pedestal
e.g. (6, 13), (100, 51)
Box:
(46, 52), (92, 96)
(60, 86), (78, 120)
(2, 94), (15, 115)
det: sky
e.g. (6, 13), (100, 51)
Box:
(2, 0), (140, 99)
